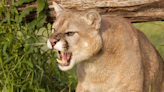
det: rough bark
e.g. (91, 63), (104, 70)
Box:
(3, 0), (164, 23)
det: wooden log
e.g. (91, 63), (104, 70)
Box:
(2, 0), (164, 23)
(47, 0), (164, 22)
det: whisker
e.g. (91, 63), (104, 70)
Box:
(38, 36), (48, 40)
(33, 33), (48, 40)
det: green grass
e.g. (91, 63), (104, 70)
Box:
(0, 0), (77, 91)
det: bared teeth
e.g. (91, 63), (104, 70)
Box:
(61, 51), (64, 56)
(57, 59), (67, 65)
(57, 51), (72, 66)
(57, 59), (61, 63)
(64, 60), (67, 64)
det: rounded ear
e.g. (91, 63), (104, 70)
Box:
(84, 11), (101, 30)
(52, 1), (65, 17)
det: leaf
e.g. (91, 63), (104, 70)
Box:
(0, 18), (7, 25)
(0, 31), (5, 34)
(37, 0), (45, 16)
(38, 88), (45, 92)
(35, 87), (39, 92)
(19, 68), (24, 76)
(11, 84), (13, 92)
(8, 34), (13, 46)
(21, 79), (29, 85)
(20, 82), (28, 92)
(36, 11), (47, 29)
(35, 65), (43, 71)
(11, 18), (16, 22)
(11, 5), (19, 21)
(2, 73), (9, 92)
(3, 56), (15, 66)
(0, 70), (7, 76)
(12, 0), (15, 5)
(149, 77), (156, 92)
(149, 85), (151, 92)
(0, 54), (3, 70)
(29, 18), (37, 31)
(17, 7), (35, 23)
(13, 53), (26, 70)
(3, 42), (9, 58)
(26, 33), (37, 41)
(5, 11), (10, 24)
(35, 65), (44, 83)
(22, 61), (33, 68)
(0, 11), (2, 18)
(30, 72), (34, 84)
(14, 0), (35, 5)
(15, 85), (22, 88)
(60, 87), (67, 92)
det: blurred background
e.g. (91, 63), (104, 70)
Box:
(0, 0), (163, 92)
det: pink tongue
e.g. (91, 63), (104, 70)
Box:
(59, 53), (67, 65)
(62, 54), (67, 61)
(67, 54), (71, 60)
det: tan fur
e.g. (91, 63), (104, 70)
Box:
(76, 17), (164, 92)
(47, 2), (164, 92)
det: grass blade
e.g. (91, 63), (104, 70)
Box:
(3, 56), (15, 66)
(17, 7), (35, 23)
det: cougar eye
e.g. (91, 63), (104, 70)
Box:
(66, 32), (75, 36)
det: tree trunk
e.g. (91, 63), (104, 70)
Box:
(4, 0), (164, 22)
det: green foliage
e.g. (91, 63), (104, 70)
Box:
(14, 0), (35, 5)
(17, 7), (35, 23)
(0, 0), (77, 92)
(37, 0), (45, 16)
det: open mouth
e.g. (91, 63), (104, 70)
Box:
(56, 51), (72, 66)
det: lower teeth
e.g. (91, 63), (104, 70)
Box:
(56, 59), (67, 65)
(57, 59), (61, 63)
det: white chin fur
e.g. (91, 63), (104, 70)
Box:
(58, 59), (75, 71)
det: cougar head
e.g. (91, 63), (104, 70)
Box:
(47, 2), (102, 71)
